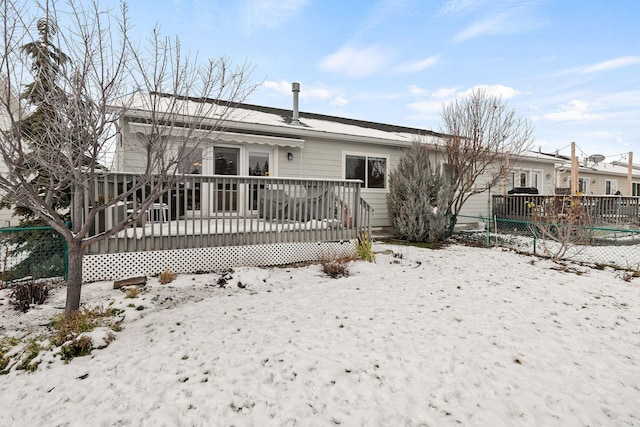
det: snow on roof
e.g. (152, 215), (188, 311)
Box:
(121, 92), (445, 147)
(555, 158), (639, 177)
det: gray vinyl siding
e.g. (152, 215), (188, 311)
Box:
(298, 137), (406, 227)
(275, 136), (408, 227)
(457, 158), (556, 224)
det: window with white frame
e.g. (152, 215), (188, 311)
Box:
(345, 154), (387, 189)
(508, 169), (542, 191)
(567, 177), (590, 193)
(605, 179), (618, 195)
(633, 182), (640, 197)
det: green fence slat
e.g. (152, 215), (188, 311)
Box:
(0, 226), (67, 285)
(456, 215), (640, 271)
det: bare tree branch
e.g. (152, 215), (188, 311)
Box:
(439, 88), (534, 230)
(0, 0), (257, 316)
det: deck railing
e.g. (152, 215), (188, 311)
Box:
(492, 194), (640, 226)
(80, 173), (373, 255)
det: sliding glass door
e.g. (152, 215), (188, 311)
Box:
(212, 146), (274, 215)
(214, 147), (239, 212)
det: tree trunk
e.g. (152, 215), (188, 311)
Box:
(65, 240), (84, 318)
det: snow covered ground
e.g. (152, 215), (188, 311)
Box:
(1, 243), (639, 426)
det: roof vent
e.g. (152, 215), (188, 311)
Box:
(291, 82), (300, 126)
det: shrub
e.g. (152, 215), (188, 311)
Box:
(16, 338), (45, 372)
(356, 231), (376, 263)
(9, 282), (50, 312)
(1, 335), (49, 374)
(51, 305), (121, 347)
(159, 268), (177, 284)
(387, 142), (453, 243)
(321, 256), (352, 279)
(527, 195), (593, 261)
(60, 335), (93, 361)
(0, 337), (17, 374)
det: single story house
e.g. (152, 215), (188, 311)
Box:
(114, 85), (558, 229)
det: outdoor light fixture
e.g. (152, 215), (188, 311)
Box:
(287, 152), (293, 161)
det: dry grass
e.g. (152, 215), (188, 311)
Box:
(159, 268), (177, 284)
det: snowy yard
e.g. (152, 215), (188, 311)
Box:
(1, 243), (639, 426)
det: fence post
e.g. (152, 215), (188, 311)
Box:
(486, 187), (491, 246)
(63, 238), (69, 280)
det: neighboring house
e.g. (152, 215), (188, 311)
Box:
(555, 157), (640, 196)
(459, 150), (558, 220)
(0, 76), (22, 228)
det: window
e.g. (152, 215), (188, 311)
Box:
(519, 172), (527, 187)
(215, 147), (239, 175)
(177, 148), (203, 210)
(508, 170), (542, 191)
(578, 178), (588, 193)
(605, 179), (618, 195)
(633, 182), (640, 197)
(345, 155), (387, 189)
(567, 177), (589, 193)
(178, 148), (202, 174)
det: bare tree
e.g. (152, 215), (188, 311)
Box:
(527, 195), (593, 261)
(439, 88), (534, 233)
(0, 0), (256, 317)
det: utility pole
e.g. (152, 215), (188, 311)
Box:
(627, 151), (633, 196)
(570, 142), (579, 194)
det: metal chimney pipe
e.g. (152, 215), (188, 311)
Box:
(291, 82), (300, 125)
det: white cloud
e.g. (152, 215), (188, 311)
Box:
(556, 56), (640, 77)
(319, 45), (393, 78)
(451, 1), (545, 42)
(302, 87), (332, 101)
(263, 80), (293, 95)
(543, 100), (600, 122)
(240, 0), (309, 33)
(432, 87), (459, 98)
(406, 84), (519, 121)
(586, 131), (614, 140)
(462, 84), (520, 99)
(454, 16), (505, 42)
(407, 100), (444, 114)
(438, 0), (488, 16)
(331, 97), (348, 107)
(408, 85), (429, 96)
(582, 56), (640, 74)
(262, 80), (343, 102)
(393, 56), (439, 73)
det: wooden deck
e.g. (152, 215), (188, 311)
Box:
(82, 174), (373, 255)
(492, 194), (640, 227)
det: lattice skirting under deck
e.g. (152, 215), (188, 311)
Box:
(83, 240), (357, 282)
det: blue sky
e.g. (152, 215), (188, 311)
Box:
(113, 1), (638, 161)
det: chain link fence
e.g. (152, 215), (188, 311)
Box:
(0, 227), (67, 287)
(456, 215), (640, 271)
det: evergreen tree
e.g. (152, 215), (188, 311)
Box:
(387, 142), (453, 243)
(0, 15), (70, 281)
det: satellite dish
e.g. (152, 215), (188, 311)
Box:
(589, 154), (605, 163)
